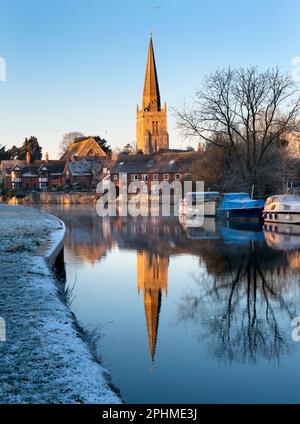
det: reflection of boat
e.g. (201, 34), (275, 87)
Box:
(263, 222), (300, 250)
(179, 216), (220, 240)
(179, 213), (205, 229)
(263, 195), (300, 224)
(179, 192), (219, 217)
(216, 193), (264, 221)
(217, 220), (264, 244)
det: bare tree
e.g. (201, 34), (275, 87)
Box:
(58, 131), (85, 157)
(176, 67), (300, 194)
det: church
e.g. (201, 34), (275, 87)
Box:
(136, 34), (169, 154)
(110, 35), (200, 191)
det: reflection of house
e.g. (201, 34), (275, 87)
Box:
(137, 251), (169, 366)
(1, 152), (65, 190)
(60, 137), (106, 160)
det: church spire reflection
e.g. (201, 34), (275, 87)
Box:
(137, 251), (169, 367)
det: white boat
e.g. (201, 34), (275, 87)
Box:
(179, 192), (219, 217)
(263, 195), (300, 224)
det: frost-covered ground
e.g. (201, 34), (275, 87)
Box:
(0, 205), (121, 403)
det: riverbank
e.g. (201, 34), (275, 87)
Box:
(0, 205), (121, 403)
(4, 191), (100, 204)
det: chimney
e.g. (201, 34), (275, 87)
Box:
(45, 152), (49, 163)
(26, 151), (30, 164)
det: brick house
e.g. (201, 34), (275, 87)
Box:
(1, 153), (65, 191)
(109, 151), (200, 195)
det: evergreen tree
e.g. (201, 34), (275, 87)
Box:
(18, 137), (42, 160)
(93, 136), (111, 153)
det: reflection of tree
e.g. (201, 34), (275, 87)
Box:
(178, 243), (298, 364)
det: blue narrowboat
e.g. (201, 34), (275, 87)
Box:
(216, 193), (264, 221)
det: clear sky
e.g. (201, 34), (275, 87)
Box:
(0, 0), (300, 159)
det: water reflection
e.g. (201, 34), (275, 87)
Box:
(137, 252), (169, 366)
(39, 205), (300, 381)
(178, 220), (300, 364)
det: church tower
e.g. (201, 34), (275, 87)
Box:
(136, 34), (169, 154)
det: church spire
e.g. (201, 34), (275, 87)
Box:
(142, 33), (161, 112)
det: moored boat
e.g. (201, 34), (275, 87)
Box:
(263, 195), (300, 224)
(179, 191), (219, 217)
(216, 193), (264, 221)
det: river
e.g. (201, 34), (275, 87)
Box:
(38, 205), (300, 403)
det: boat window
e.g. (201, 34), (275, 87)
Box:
(283, 195), (300, 202)
(204, 193), (219, 201)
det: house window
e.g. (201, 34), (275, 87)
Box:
(164, 174), (169, 181)
(122, 174), (127, 181)
(131, 185), (137, 193)
(153, 174), (159, 181)
(143, 186), (148, 193)
(12, 182), (21, 189)
(185, 173), (190, 180)
(113, 174), (118, 180)
(103, 168), (108, 174)
(131, 174), (138, 181)
(175, 173), (180, 181)
(142, 174), (148, 181)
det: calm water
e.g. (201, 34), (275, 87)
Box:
(39, 205), (300, 403)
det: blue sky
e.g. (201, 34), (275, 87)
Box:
(0, 0), (299, 159)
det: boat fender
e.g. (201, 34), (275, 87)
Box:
(269, 213), (272, 220)
(274, 213), (278, 220)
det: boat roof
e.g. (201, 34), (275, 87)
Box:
(268, 194), (300, 203)
(219, 192), (264, 208)
(222, 192), (249, 197)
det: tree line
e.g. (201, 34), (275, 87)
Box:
(0, 137), (42, 161)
